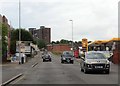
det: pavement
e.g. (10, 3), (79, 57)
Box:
(2, 52), (41, 84)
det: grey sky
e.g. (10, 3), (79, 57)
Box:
(0, 0), (119, 41)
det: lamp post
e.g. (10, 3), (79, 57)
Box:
(19, 0), (21, 64)
(69, 20), (73, 54)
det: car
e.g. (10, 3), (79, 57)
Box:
(42, 54), (52, 62)
(61, 51), (74, 64)
(80, 51), (110, 74)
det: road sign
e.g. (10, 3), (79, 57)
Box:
(82, 38), (88, 52)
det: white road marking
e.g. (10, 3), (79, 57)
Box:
(10, 75), (24, 85)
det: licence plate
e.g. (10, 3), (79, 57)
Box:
(95, 66), (103, 68)
(67, 59), (70, 62)
(45, 58), (49, 60)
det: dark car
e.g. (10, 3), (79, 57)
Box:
(43, 54), (52, 62)
(61, 51), (74, 64)
(80, 51), (110, 74)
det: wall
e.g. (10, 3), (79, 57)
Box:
(47, 44), (71, 53)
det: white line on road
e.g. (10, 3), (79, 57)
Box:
(10, 75), (25, 85)
(31, 62), (38, 68)
(1, 73), (23, 86)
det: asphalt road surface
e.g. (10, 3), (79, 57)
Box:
(9, 52), (118, 84)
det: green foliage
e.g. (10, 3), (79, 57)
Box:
(2, 24), (8, 38)
(11, 29), (33, 41)
(35, 39), (46, 49)
(10, 40), (16, 54)
(56, 41), (60, 44)
(10, 29), (33, 54)
(51, 41), (56, 44)
(1, 23), (8, 57)
(21, 29), (33, 41)
(32, 39), (37, 44)
(51, 39), (72, 44)
(60, 39), (69, 44)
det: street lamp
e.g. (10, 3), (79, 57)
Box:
(19, 0), (21, 64)
(69, 20), (73, 54)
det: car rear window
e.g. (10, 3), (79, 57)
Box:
(86, 53), (106, 59)
(63, 51), (73, 57)
(64, 54), (72, 57)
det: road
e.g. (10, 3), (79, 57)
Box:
(7, 52), (118, 85)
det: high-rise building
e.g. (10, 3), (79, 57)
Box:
(29, 26), (51, 44)
(40, 26), (51, 44)
(29, 28), (36, 38)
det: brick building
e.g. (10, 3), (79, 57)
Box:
(29, 26), (51, 44)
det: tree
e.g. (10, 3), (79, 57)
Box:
(11, 29), (33, 41)
(0, 23), (8, 60)
(56, 40), (60, 44)
(51, 41), (56, 44)
(38, 40), (46, 49)
(10, 29), (33, 54)
(35, 39), (46, 49)
(60, 39), (69, 44)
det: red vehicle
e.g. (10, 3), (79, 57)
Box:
(74, 50), (79, 58)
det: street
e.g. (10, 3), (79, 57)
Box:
(1, 1), (120, 86)
(2, 52), (118, 85)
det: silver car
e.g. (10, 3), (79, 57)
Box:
(80, 51), (110, 74)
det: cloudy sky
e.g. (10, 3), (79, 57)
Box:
(0, 0), (119, 41)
